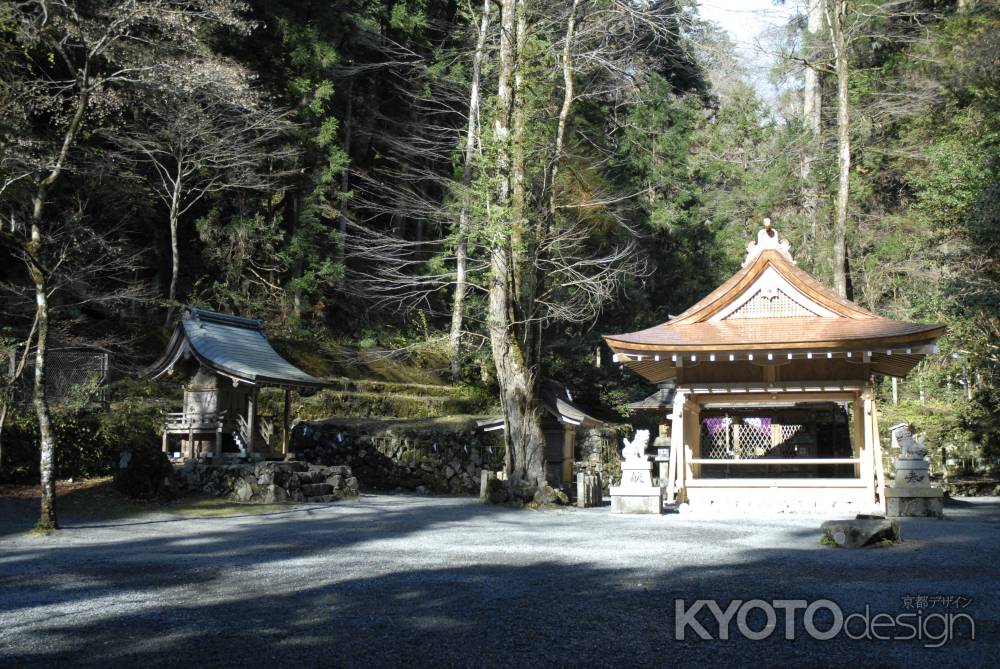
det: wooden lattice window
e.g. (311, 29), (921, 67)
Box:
(701, 414), (811, 460)
(724, 288), (814, 319)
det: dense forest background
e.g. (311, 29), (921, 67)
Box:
(1, 1), (999, 501)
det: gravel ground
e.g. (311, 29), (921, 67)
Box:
(1, 495), (997, 668)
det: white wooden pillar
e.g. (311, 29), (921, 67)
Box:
(868, 391), (886, 506)
(683, 398), (701, 480)
(246, 387), (257, 455)
(851, 395), (865, 479)
(669, 390), (686, 503)
(861, 386), (877, 504)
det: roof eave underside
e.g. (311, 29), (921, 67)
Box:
(617, 351), (930, 383)
(603, 323), (946, 353)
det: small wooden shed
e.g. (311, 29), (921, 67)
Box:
(148, 307), (331, 460)
(478, 382), (606, 485)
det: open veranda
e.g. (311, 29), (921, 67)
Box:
(1, 494), (997, 667)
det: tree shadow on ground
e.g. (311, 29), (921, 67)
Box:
(0, 497), (996, 668)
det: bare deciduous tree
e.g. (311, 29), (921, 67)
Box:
(114, 77), (295, 319)
(0, 0), (252, 530)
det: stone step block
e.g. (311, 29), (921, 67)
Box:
(299, 483), (333, 497)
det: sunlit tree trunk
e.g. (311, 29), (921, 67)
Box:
(164, 166), (183, 325)
(827, 0), (850, 298)
(488, 0), (546, 494)
(24, 64), (91, 530)
(801, 0), (823, 246)
(449, 0), (491, 379)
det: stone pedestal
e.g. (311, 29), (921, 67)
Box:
(610, 430), (663, 514)
(885, 487), (943, 518)
(886, 424), (943, 518)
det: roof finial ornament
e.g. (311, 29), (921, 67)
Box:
(743, 217), (795, 267)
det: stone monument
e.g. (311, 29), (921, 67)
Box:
(610, 429), (663, 514)
(885, 423), (943, 518)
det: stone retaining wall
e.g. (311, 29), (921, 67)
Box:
(292, 417), (507, 494)
(179, 461), (359, 503)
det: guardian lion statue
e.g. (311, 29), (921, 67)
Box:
(621, 429), (650, 464)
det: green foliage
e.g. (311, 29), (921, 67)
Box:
(0, 379), (169, 484)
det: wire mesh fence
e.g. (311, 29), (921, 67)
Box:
(4, 347), (110, 408)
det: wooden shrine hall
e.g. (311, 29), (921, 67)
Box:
(148, 307), (331, 461)
(604, 220), (946, 513)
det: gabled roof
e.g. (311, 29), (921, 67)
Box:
(628, 385), (677, 412)
(477, 382), (605, 431)
(147, 307), (331, 389)
(604, 223), (945, 380)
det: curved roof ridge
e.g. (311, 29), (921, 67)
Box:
(146, 306), (331, 389)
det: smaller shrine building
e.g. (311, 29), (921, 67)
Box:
(148, 307), (331, 460)
(604, 221), (945, 513)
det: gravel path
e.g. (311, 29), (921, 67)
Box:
(1, 495), (997, 667)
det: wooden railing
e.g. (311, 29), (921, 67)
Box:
(259, 415), (275, 449)
(689, 458), (860, 465)
(164, 411), (226, 433)
(162, 411), (226, 459)
(235, 413), (275, 452)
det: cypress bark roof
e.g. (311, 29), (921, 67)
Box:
(604, 224), (945, 380)
(148, 307), (331, 389)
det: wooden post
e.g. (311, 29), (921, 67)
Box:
(670, 390), (686, 503)
(162, 430), (168, 454)
(891, 377), (898, 405)
(851, 396), (865, 479)
(246, 387), (257, 456)
(562, 425), (574, 484)
(283, 387), (291, 455)
(870, 398), (886, 507)
(686, 400), (701, 479)
(215, 419), (223, 460)
(665, 434), (678, 504)
(861, 386), (877, 504)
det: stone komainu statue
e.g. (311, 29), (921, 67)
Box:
(621, 429), (650, 464)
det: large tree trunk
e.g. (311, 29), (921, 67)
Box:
(827, 0), (850, 298)
(30, 252), (57, 530)
(165, 170), (182, 326)
(488, 0), (546, 493)
(23, 56), (92, 532)
(449, 0), (491, 379)
(800, 0), (823, 246)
